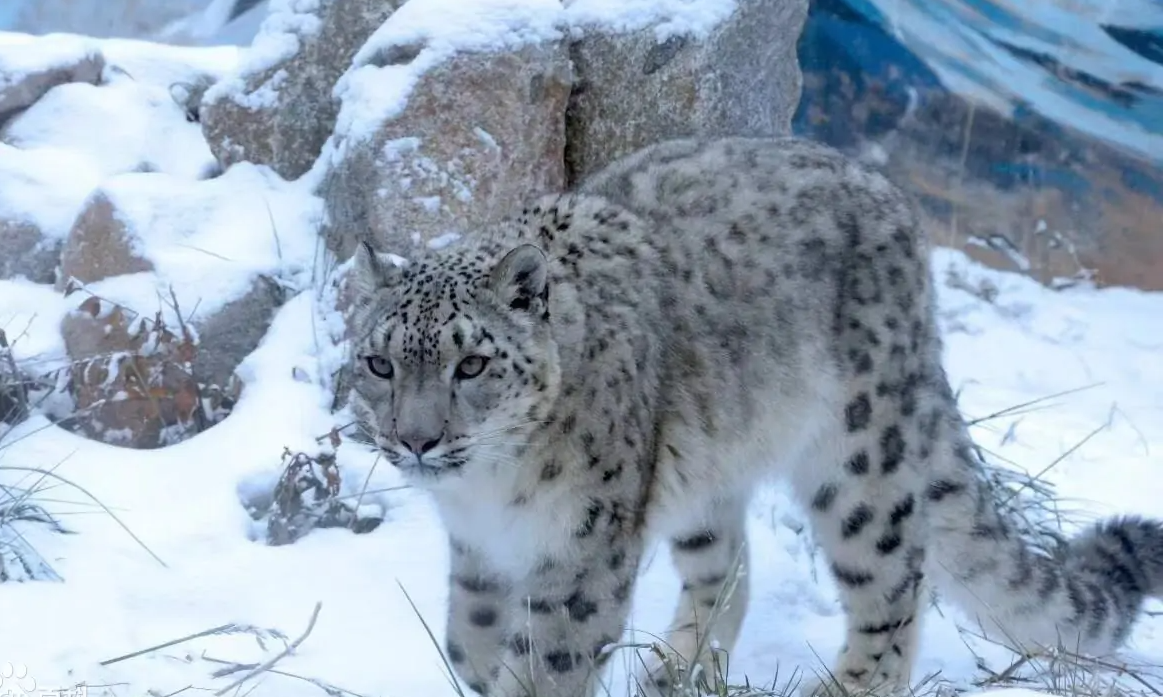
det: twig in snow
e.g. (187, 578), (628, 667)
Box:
(966, 383), (1101, 426)
(202, 655), (368, 697)
(101, 623), (238, 666)
(213, 601), (323, 696)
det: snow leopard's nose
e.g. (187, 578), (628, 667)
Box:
(399, 430), (444, 456)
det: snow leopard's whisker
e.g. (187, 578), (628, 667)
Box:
(469, 420), (550, 440)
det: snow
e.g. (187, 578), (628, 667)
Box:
(0, 33), (98, 92)
(5, 240), (1163, 696)
(0, 10), (1161, 697)
(77, 162), (324, 320)
(0, 32), (238, 239)
(563, 0), (738, 40)
(6, 76), (213, 180)
(202, 0), (321, 110)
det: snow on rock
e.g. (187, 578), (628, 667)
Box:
(0, 32), (104, 119)
(321, 0), (806, 272)
(55, 162), (323, 447)
(333, 0), (564, 144)
(0, 32), (238, 287)
(201, 0), (402, 180)
(0, 33), (105, 283)
(563, 0), (739, 40)
(0, 30), (304, 449)
(3, 68), (218, 180)
(322, 0), (570, 261)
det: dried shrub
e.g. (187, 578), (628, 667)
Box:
(249, 434), (384, 546)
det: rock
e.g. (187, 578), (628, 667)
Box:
(58, 265), (284, 448)
(58, 274), (276, 448)
(54, 173), (291, 448)
(57, 191), (154, 291)
(168, 73), (218, 124)
(60, 295), (208, 449)
(565, 0), (809, 184)
(0, 37), (105, 127)
(200, 0), (404, 179)
(0, 218), (59, 283)
(58, 269), (284, 448)
(190, 276), (285, 390)
(322, 42), (571, 259)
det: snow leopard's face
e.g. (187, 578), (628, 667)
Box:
(347, 241), (559, 484)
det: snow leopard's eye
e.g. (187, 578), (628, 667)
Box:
(455, 355), (489, 380)
(364, 355), (394, 379)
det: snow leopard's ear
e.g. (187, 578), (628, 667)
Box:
(351, 239), (404, 295)
(489, 244), (549, 317)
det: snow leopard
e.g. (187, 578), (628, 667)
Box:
(346, 136), (1163, 697)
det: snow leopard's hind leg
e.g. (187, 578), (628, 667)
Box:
(793, 397), (932, 697)
(636, 492), (751, 696)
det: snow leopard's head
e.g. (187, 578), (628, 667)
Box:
(346, 238), (560, 484)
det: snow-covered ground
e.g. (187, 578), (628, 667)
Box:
(0, 18), (1161, 697)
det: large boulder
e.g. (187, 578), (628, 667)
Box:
(322, 42), (572, 259)
(564, 0), (809, 184)
(311, 0), (809, 258)
(200, 0), (404, 180)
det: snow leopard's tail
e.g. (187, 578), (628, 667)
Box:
(924, 413), (1163, 655)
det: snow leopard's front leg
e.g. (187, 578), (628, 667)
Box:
(492, 500), (643, 697)
(446, 538), (512, 694)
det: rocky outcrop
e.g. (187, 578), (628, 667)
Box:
(200, 0), (404, 180)
(321, 0), (808, 257)
(565, 0), (809, 183)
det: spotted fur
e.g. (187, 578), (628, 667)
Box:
(347, 137), (1163, 697)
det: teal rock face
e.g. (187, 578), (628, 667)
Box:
(795, 0), (1163, 290)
